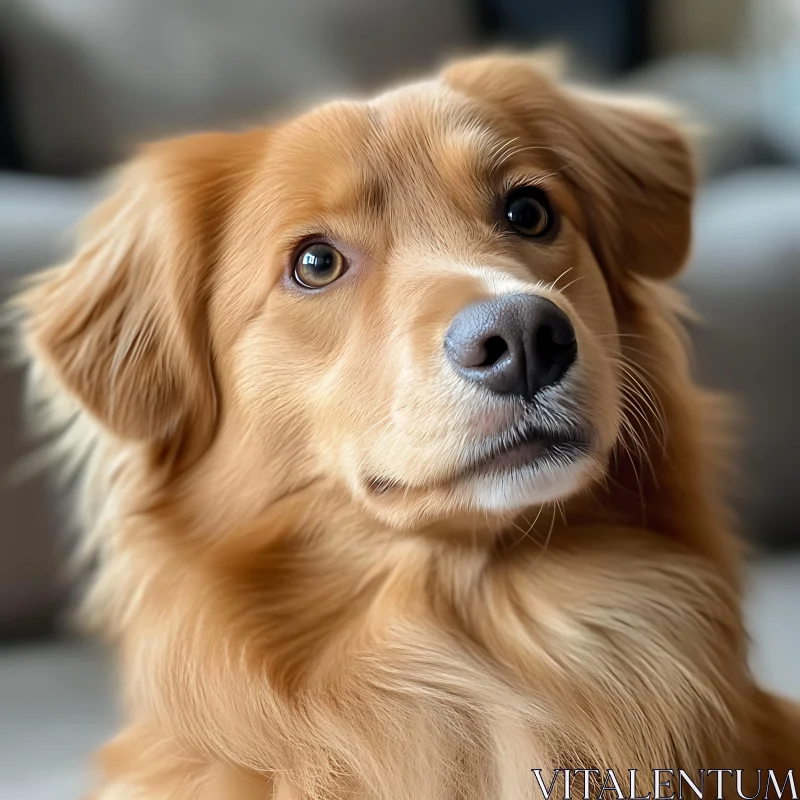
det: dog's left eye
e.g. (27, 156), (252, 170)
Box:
(293, 243), (347, 289)
(505, 187), (554, 237)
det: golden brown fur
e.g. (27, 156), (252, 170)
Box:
(14, 53), (800, 798)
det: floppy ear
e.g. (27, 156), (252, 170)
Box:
(556, 87), (695, 282)
(19, 130), (261, 455)
(444, 53), (695, 281)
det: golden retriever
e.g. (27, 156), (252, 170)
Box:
(15, 52), (800, 799)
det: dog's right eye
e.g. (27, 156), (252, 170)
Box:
(293, 243), (348, 289)
(504, 187), (555, 238)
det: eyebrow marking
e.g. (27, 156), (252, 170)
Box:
(359, 177), (387, 215)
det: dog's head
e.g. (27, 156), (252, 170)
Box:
(20, 54), (693, 531)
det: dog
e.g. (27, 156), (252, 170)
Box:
(15, 52), (800, 799)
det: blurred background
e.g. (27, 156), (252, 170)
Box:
(0, 0), (798, 797)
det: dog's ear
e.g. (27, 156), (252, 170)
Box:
(444, 54), (695, 281)
(555, 87), (695, 282)
(19, 130), (263, 455)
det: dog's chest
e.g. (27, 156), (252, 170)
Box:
(348, 543), (741, 777)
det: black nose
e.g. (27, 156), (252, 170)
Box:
(444, 294), (577, 399)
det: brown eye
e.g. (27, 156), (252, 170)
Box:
(293, 243), (347, 289)
(505, 187), (554, 237)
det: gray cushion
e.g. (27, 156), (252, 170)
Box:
(0, 173), (103, 276)
(747, 0), (800, 164)
(681, 168), (800, 544)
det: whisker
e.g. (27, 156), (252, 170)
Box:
(552, 276), (583, 296)
(496, 144), (564, 168)
(489, 137), (520, 171)
(547, 268), (572, 293)
(534, 502), (558, 562)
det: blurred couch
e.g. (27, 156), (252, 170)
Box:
(1, 1), (799, 798)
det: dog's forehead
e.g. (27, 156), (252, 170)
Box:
(369, 78), (469, 117)
(372, 78), (501, 153)
(270, 78), (506, 204)
(377, 78), (500, 152)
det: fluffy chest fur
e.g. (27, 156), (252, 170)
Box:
(93, 513), (748, 800)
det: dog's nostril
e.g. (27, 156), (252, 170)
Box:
(536, 324), (577, 371)
(479, 336), (509, 367)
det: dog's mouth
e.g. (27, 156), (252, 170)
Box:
(365, 421), (592, 497)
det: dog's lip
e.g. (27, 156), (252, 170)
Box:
(365, 424), (591, 496)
